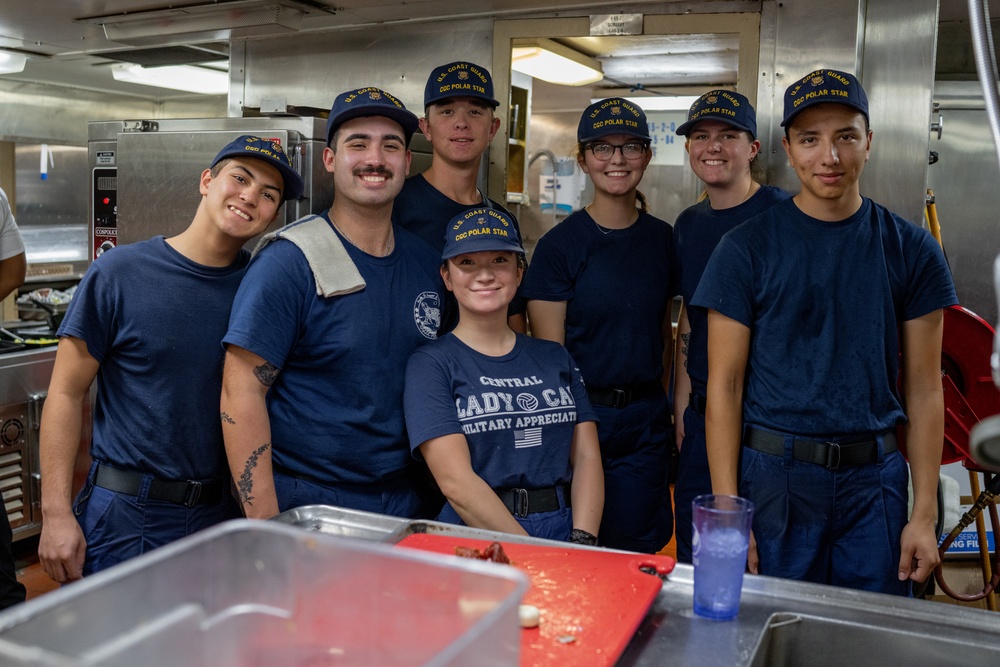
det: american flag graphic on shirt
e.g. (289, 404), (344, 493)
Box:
(514, 427), (543, 448)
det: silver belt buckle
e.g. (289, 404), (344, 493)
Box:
(825, 442), (842, 470)
(513, 488), (529, 517)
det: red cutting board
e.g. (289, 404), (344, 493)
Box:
(396, 533), (675, 667)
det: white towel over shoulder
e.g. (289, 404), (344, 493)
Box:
(253, 214), (365, 298)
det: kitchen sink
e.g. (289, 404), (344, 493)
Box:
(747, 611), (1000, 667)
(261, 507), (1000, 666)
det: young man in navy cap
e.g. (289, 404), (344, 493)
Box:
(671, 90), (790, 563)
(693, 70), (957, 593)
(222, 88), (443, 520)
(393, 61), (526, 331)
(39, 136), (301, 581)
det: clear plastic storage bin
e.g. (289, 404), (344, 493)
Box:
(0, 520), (528, 666)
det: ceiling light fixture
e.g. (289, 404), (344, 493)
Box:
(110, 63), (229, 95)
(511, 39), (604, 86)
(0, 50), (27, 75)
(80, 0), (308, 47)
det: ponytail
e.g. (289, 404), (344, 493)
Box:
(749, 155), (767, 185)
(635, 190), (649, 213)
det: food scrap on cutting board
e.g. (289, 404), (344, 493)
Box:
(396, 533), (676, 667)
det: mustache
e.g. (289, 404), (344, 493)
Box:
(354, 165), (393, 178)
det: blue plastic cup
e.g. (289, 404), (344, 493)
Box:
(692, 494), (754, 621)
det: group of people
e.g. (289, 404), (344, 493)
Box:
(31, 59), (955, 603)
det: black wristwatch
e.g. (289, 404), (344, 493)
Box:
(568, 528), (598, 546)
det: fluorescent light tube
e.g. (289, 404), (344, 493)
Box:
(512, 39), (603, 86)
(111, 63), (228, 95)
(0, 50), (27, 75)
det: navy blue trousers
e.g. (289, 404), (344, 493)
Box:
(740, 431), (909, 595)
(595, 392), (673, 553)
(75, 461), (240, 576)
(673, 405), (712, 563)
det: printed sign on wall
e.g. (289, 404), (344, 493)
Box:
(646, 111), (688, 166)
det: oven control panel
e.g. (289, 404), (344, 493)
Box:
(92, 167), (117, 259)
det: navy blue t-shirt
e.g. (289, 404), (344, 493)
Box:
(59, 236), (249, 481)
(404, 333), (597, 490)
(674, 185), (790, 395)
(692, 197), (958, 436)
(520, 209), (676, 388)
(224, 214), (444, 485)
(393, 173), (519, 251)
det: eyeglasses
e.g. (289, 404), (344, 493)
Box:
(587, 141), (648, 160)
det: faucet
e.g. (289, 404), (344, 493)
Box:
(528, 149), (559, 227)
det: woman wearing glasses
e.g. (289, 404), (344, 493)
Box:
(521, 98), (676, 553)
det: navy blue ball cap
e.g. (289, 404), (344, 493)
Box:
(211, 135), (303, 201)
(424, 61), (500, 108)
(577, 98), (650, 143)
(781, 69), (869, 127)
(442, 208), (524, 260)
(325, 87), (419, 146)
(675, 90), (757, 138)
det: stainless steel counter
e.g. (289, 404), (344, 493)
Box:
(277, 505), (1000, 667)
(621, 564), (1000, 666)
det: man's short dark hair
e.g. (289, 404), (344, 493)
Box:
(210, 158), (231, 177)
(784, 108), (870, 140)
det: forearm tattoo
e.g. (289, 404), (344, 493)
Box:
(238, 443), (270, 506)
(680, 332), (690, 369)
(253, 362), (280, 387)
(220, 412), (236, 425)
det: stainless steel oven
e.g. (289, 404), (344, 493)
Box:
(87, 116), (434, 259)
(87, 117), (333, 259)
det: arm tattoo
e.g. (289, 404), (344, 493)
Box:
(253, 362), (280, 387)
(220, 412), (236, 425)
(680, 332), (690, 369)
(238, 443), (270, 507)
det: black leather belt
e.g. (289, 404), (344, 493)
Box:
(744, 427), (897, 471)
(689, 392), (707, 417)
(588, 380), (662, 409)
(497, 485), (569, 518)
(94, 464), (226, 507)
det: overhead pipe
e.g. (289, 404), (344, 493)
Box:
(968, 0), (1000, 170)
(967, 0), (1000, 467)
(954, 0), (1000, 609)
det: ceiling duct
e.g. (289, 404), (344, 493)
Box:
(78, 1), (312, 47)
(98, 44), (230, 68)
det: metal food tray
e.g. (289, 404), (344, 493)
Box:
(270, 504), (409, 541)
(272, 504), (604, 551)
(0, 520), (529, 667)
(386, 520), (593, 548)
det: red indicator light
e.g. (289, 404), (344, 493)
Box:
(103, 197), (110, 205)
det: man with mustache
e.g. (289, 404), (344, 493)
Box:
(221, 88), (443, 519)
